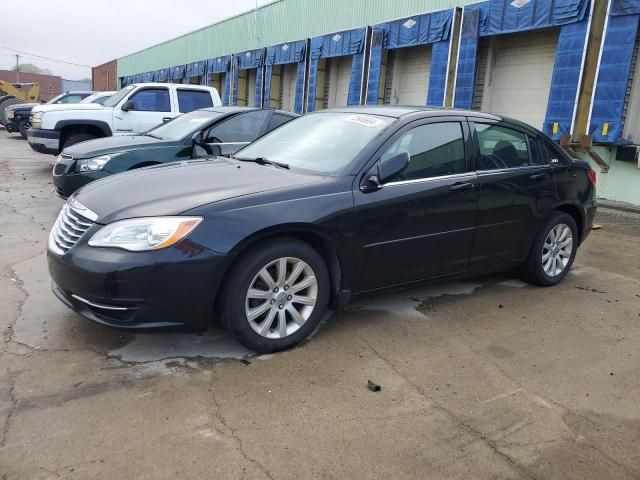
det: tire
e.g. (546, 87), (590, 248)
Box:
(521, 212), (578, 287)
(18, 119), (30, 139)
(219, 238), (330, 353)
(62, 133), (96, 150)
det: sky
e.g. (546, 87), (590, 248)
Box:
(0, 0), (266, 80)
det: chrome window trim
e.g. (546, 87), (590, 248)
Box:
(384, 172), (476, 187)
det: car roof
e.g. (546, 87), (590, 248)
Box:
(320, 105), (540, 134)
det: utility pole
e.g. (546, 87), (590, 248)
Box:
(15, 54), (20, 82)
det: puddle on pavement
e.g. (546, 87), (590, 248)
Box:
(109, 328), (253, 363)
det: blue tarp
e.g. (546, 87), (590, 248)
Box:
(609, 0), (640, 16)
(155, 68), (170, 82)
(455, 0), (591, 140)
(204, 56), (232, 105)
(453, 7), (481, 109)
(264, 40), (307, 113)
(486, 0), (589, 35)
(543, 18), (590, 140)
(186, 60), (206, 79)
(307, 27), (367, 112)
(170, 65), (186, 81)
(589, 12), (640, 143)
(366, 9), (454, 107)
(232, 49), (265, 106)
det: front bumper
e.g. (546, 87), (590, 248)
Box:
(53, 166), (110, 199)
(28, 128), (60, 155)
(47, 233), (229, 330)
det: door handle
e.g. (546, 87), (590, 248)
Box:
(530, 172), (548, 181)
(449, 182), (475, 192)
(162, 117), (172, 123)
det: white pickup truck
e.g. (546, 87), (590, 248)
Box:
(28, 83), (222, 155)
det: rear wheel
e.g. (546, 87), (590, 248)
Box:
(521, 212), (578, 286)
(18, 119), (30, 139)
(62, 133), (97, 150)
(219, 238), (330, 353)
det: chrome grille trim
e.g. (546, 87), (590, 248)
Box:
(48, 199), (97, 255)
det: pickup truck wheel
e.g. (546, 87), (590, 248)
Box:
(18, 119), (30, 139)
(62, 133), (96, 149)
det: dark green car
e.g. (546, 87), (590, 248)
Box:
(52, 107), (298, 198)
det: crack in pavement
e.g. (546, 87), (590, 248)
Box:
(208, 373), (275, 480)
(0, 375), (17, 448)
(360, 337), (537, 480)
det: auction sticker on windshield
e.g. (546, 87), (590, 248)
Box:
(346, 115), (384, 128)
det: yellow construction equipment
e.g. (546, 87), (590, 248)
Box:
(0, 81), (40, 102)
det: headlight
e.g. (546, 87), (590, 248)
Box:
(31, 112), (42, 128)
(88, 216), (203, 252)
(76, 155), (111, 172)
(7, 110), (14, 119)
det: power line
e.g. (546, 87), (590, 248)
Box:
(0, 45), (91, 68)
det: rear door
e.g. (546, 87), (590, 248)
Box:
(468, 120), (557, 268)
(354, 117), (478, 291)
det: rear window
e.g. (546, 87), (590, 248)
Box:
(177, 90), (213, 113)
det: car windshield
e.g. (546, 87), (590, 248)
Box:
(45, 94), (66, 104)
(102, 86), (135, 107)
(236, 112), (393, 174)
(145, 110), (223, 140)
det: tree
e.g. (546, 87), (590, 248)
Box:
(11, 63), (53, 75)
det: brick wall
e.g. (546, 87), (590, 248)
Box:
(0, 70), (62, 102)
(91, 60), (117, 91)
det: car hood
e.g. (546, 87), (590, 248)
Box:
(75, 158), (323, 224)
(8, 103), (37, 111)
(33, 103), (105, 114)
(63, 134), (169, 159)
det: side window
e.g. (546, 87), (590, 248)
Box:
(476, 124), (531, 170)
(205, 110), (270, 143)
(381, 122), (466, 182)
(528, 136), (546, 166)
(128, 88), (171, 112)
(266, 113), (294, 132)
(177, 89), (213, 113)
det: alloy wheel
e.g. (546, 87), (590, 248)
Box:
(542, 223), (573, 277)
(245, 257), (318, 339)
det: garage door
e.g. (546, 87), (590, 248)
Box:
(390, 45), (431, 105)
(481, 29), (559, 129)
(281, 63), (298, 111)
(247, 70), (257, 107)
(326, 56), (353, 108)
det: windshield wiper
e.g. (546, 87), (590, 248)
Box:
(144, 133), (163, 139)
(234, 157), (290, 169)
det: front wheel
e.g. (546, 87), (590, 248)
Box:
(18, 119), (30, 139)
(219, 238), (330, 353)
(62, 133), (97, 150)
(521, 212), (578, 286)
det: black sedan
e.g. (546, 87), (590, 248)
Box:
(52, 107), (298, 198)
(47, 106), (597, 353)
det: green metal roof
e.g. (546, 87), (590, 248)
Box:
(117, 0), (480, 77)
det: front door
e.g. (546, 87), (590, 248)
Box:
(468, 121), (557, 268)
(113, 87), (175, 135)
(354, 118), (479, 292)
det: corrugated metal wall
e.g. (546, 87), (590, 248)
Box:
(117, 0), (479, 77)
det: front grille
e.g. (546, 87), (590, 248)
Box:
(48, 198), (97, 255)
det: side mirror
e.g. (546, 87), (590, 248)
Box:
(192, 132), (204, 145)
(378, 152), (409, 183)
(361, 152), (409, 192)
(121, 100), (134, 112)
